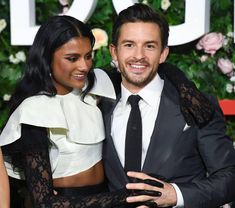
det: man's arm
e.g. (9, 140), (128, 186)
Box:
(126, 97), (235, 208)
(177, 96), (235, 207)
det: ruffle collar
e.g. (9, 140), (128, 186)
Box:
(0, 68), (115, 146)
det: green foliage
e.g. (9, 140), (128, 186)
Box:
(0, 0), (234, 140)
(36, 0), (61, 24)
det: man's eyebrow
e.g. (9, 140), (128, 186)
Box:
(120, 40), (159, 44)
(145, 40), (159, 44)
(120, 39), (134, 44)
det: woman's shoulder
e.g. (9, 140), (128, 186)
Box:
(17, 95), (63, 122)
(21, 94), (56, 107)
(0, 95), (68, 146)
(18, 94), (67, 126)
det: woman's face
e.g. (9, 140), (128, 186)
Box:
(51, 36), (93, 95)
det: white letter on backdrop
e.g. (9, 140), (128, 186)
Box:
(10, 0), (210, 46)
(112, 0), (210, 46)
(10, 0), (38, 45)
(10, 0), (97, 45)
(66, 0), (97, 22)
(169, 0), (210, 46)
(112, 0), (138, 14)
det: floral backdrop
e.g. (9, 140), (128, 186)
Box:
(0, 0), (234, 140)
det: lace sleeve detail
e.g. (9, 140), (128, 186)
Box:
(21, 125), (132, 208)
(158, 63), (215, 127)
(23, 150), (132, 207)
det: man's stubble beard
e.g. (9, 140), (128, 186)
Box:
(120, 67), (158, 88)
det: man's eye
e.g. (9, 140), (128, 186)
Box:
(146, 44), (155, 49)
(124, 43), (133, 47)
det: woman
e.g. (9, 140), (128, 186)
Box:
(0, 15), (133, 207)
(0, 148), (10, 208)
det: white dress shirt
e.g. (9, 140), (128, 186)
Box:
(111, 73), (184, 207)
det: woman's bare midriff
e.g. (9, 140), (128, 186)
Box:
(53, 161), (104, 188)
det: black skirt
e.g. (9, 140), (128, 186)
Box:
(54, 182), (108, 197)
(9, 177), (108, 208)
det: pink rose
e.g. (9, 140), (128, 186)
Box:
(196, 32), (224, 55)
(92, 28), (108, 50)
(217, 58), (234, 77)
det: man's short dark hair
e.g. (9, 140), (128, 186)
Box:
(112, 3), (169, 50)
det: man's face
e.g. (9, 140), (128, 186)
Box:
(110, 22), (169, 93)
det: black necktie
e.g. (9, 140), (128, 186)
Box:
(124, 95), (142, 172)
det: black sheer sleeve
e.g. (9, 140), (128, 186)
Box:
(23, 150), (132, 207)
(158, 63), (215, 127)
(18, 124), (133, 208)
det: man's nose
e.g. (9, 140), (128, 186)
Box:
(133, 47), (146, 59)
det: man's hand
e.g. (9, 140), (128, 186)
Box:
(126, 171), (177, 207)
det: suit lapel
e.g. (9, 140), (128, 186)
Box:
(102, 95), (119, 136)
(102, 95), (129, 183)
(102, 77), (186, 179)
(104, 134), (129, 183)
(142, 79), (186, 173)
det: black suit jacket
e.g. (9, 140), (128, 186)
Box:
(100, 71), (235, 208)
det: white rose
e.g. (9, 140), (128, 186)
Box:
(92, 28), (108, 50)
(227, 32), (234, 38)
(230, 76), (235, 82)
(62, 6), (69, 14)
(226, 83), (233, 93)
(0, 19), (7, 33)
(9, 51), (26, 64)
(3, 94), (11, 101)
(9, 54), (20, 64)
(200, 55), (208, 63)
(161, 0), (171, 11)
(15, 51), (26, 62)
(223, 38), (229, 46)
(142, 0), (148, 4)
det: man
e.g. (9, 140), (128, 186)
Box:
(101, 3), (235, 208)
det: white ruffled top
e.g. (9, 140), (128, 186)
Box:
(0, 68), (116, 179)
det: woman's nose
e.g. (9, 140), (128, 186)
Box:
(76, 58), (91, 72)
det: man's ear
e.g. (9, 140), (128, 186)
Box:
(109, 44), (118, 61)
(159, 47), (169, 64)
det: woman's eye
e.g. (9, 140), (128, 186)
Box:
(66, 57), (78, 62)
(86, 54), (92, 60)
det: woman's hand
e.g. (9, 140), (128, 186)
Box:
(126, 171), (177, 207)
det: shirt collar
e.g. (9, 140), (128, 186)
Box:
(120, 73), (164, 108)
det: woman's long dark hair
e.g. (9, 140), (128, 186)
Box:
(8, 15), (95, 114)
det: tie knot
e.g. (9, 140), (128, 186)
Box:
(128, 95), (141, 107)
